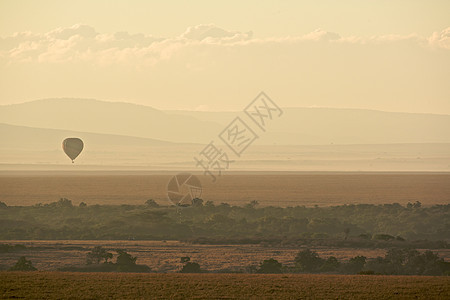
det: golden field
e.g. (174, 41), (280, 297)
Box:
(0, 240), (389, 272)
(1, 173), (449, 207)
(1, 241), (449, 273)
(1, 272), (449, 299)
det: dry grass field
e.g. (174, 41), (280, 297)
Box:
(1, 241), (449, 273)
(1, 173), (449, 207)
(1, 272), (449, 299)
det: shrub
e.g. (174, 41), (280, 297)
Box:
(257, 258), (283, 274)
(180, 262), (202, 273)
(86, 246), (113, 264)
(342, 256), (366, 274)
(294, 249), (324, 272)
(320, 256), (340, 272)
(9, 257), (37, 271)
(145, 199), (159, 208)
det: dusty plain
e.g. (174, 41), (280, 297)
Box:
(1, 173), (449, 207)
(1, 272), (449, 299)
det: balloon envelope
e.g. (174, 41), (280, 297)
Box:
(62, 138), (84, 163)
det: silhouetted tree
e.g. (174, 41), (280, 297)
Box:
(320, 256), (340, 272)
(413, 201), (422, 208)
(192, 198), (203, 207)
(79, 202), (87, 208)
(180, 262), (202, 273)
(145, 199), (159, 208)
(86, 246), (113, 264)
(0, 201), (7, 209)
(343, 256), (366, 274)
(9, 256), (37, 271)
(364, 249), (449, 275)
(204, 201), (215, 207)
(257, 258), (283, 273)
(294, 249), (324, 272)
(116, 249), (137, 266)
(55, 198), (73, 208)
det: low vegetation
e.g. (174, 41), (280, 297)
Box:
(7, 257), (37, 271)
(58, 246), (150, 273)
(3, 246), (449, 276)
(1, 272), (449, 299)
(0, 199), (448, 245)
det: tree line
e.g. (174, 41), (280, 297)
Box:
(6, 246), (449, 276)
(0, 198), (448, 244)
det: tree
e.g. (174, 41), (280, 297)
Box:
(180, 262), (202, 273)
(192, 198), (203, 207)
(320, 256), (340, 272)
(0, 201), (7, 209)
(294, 249), (324, 272)
(86, 246), (113, 264)
(343, 256), (366, 274)
(145, 199), (159, 208)
(257, 258), (283, 274)
(56, 198), (73, 208)
(9, 256), (37, 271)
(116, 249), (137, 266)
(79, 202), (87, 208)
(204, 201), (215, 207)
(115, 249), (146, 272)
(364, 249), (449, 275)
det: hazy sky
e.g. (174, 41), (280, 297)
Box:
(0, 0), (449, 113)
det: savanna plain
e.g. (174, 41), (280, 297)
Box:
(1, 272), (449, 299)
(1, 172), (449, 299)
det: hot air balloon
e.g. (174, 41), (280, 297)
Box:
(62, 138), (84, 163)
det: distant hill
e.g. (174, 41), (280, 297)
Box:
(0, 123), (175, 150)
(1, 98), (450, 145)
(166, 107), (450, 145)
(0, 123), (195, 166)
(0, 98), (222, 143)
(1, 123), (449, 172)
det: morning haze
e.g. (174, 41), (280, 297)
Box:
(0, 1), (449, 299)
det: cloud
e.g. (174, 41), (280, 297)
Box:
(429, 27), (450, 50)
(181, 24), (239, 40)
(301, 29), (341, 41)
(0, 24), (448, 66)
(49, 24), (97, 40)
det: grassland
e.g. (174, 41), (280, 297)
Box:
(1, 272), (449, 299)
(1, 240), (449, 274)
(1, 173), (449, 207)
(0, 240), (396, 272)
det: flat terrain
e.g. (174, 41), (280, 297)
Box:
(1, 272), (449, 299)
(0, 173), (449, 207)
(1, 241), (449, 272)
(0, 240), (386, 272)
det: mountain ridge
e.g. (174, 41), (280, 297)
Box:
(5, 98), (450, 116)
(1, 98), (450, 145)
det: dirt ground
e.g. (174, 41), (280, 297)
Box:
(1, 173), (449, 207)
(1, 272), (449, 299)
